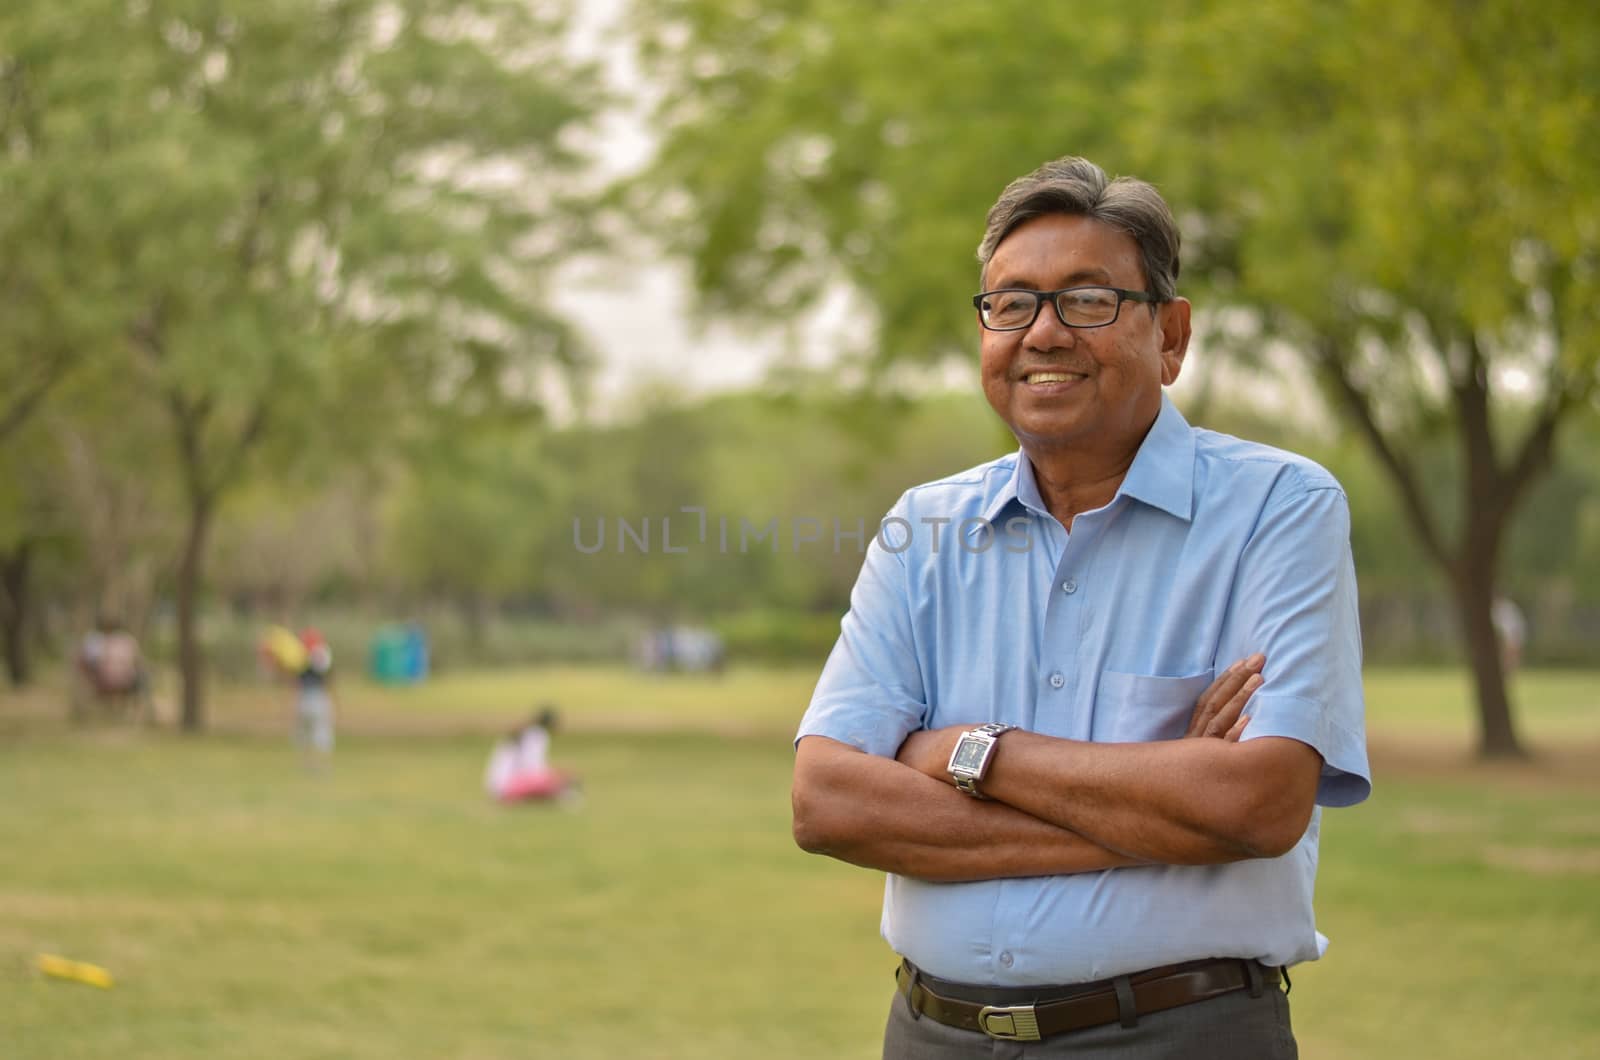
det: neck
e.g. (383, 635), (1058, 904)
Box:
(1026, 451), (1136, 531)
(1021, 406), (1159, 529)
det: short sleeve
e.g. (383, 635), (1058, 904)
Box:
(1227, 481), (1371, 807)
(796, 501), (929, 758)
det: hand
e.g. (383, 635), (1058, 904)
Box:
(895, 725), (966, 781)
(1185, 654), (1264, 741)
(897, 653), (1265, 783)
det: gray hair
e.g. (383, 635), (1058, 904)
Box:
(977, 157), (1180, 303)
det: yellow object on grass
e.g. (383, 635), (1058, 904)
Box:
(36, 953), (114, 988)
(263, 624), (307, 673)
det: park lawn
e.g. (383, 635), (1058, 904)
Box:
(1, 725), (885, 1060)
(2, 665), (1597, 1059)
(1361, 666), (1599, 744)
(186, 662), (1599, 744)
(188, 663), (828, 737)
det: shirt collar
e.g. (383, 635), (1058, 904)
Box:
(977, 454), (1037, 528)
(975, 394), (1196, 528)
(1115, 395), (1196, 521)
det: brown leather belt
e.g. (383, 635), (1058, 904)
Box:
(895, 957), (1281, 1042)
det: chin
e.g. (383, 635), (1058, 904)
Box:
(1015, 419), (1093, 452)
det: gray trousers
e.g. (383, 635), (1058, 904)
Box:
(882, 977), (1296, 1059)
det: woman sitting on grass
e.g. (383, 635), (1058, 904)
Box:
(484, 706), (581, 806)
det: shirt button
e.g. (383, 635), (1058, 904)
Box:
(999, 951), (1014, 968)
(1049, 672), (1065, 689)
(1062, 579), (1078, 594)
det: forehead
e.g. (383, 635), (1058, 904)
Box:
(984, 214), (1143, 289)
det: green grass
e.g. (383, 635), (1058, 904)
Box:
(1294, 776), (1600, 1059)
(146, 663), (825, 738)
(340, 663), (826, 731)
(200, 663), (1600, 741)
(2, 665), (1597, 1058)
(1362, 666), (1598, 742)
(1, 726), (886, 1060)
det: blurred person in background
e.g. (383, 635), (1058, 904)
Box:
(294, 628), (336, 773)
(1491, 596), (1527, 673)
(484, 705), (581, 806)
(71, 614), (149, 722)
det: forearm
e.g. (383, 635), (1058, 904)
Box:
(792, 736), (1139, 882)
(981, 732), (1320, 863)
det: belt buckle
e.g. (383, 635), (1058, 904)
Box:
(977, 1003), (1041, 1041)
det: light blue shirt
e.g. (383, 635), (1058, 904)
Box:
(797, 396), (1370, 985)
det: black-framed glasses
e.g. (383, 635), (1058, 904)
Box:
(972, 286), (1161, 331)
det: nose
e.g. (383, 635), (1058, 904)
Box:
(1022, 295), (1075, 349)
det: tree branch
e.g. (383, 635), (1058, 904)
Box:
(165, 387), (214, 508)
(129, 297), (170, 363)
(1316, 337), (1454, 571)
(1503, 256), (1600, 512)
(1502, 361), (1591, 516)
(208, 396), (271, 499)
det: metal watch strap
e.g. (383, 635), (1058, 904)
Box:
(953, 775), (987, 797)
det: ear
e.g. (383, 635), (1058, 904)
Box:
(1157, 297), (1192, 386)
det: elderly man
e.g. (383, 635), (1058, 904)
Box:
(792, 156), (1369, 1058)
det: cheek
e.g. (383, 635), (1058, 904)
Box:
(1102, 336), (1160, 382)
(979, 337), (1011, 381)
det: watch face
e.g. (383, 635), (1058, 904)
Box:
(951, 737), (989, 772)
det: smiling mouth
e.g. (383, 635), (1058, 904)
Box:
(1022, 370), (1087, 384)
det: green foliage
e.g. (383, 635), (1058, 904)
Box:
(629, 0), (1158, 362)
(381, 413), (558, 603)
(541, 386), (1007, 618)
(185, 384), (1600, 666)
(710, 608), (841, 664)
(628, 0), (1600, 751)
(1139, 0), (1599, 440)
(4, 0), (602, 477)
(2, 0), (603, 717)
(632, 0), (1598, 414)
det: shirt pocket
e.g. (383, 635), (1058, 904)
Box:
(1091, 669), (1215, 743)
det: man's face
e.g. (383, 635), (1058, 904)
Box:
(979, 213), (1189, 461)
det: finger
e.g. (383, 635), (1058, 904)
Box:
(1223, 712), (1251, 742)
(1204, 672), (1262, 737)
(1186, 658), (1250, 737)
(1186, 659), (1242, 735)
(1193, 654), (1265, 734)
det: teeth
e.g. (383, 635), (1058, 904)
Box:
(1027, 372), (1078, 383)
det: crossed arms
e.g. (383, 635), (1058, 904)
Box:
(791, 656), (1323, 882)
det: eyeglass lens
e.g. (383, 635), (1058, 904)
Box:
(982, 288), (1121, 329)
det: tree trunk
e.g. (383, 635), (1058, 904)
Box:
(0, 541), (33, 687)
(1452, 562), (1523, 757)
(176, 497), (214, 731)
(1451, 346), (1528, 759)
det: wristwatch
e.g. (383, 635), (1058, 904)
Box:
(947, 722), (1016, 798)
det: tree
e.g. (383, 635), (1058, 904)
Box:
(0, 4), (135, 444)
(1133, 0), (1599, 757)
(380, 409), (556, 639)
(628, 0), (1599, 756)
(4, 0), (598, 728)
(0, 343), (185, 688)
(0, 437), (52, 686)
